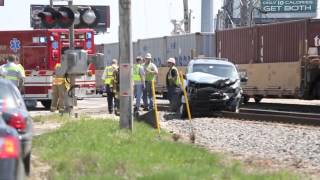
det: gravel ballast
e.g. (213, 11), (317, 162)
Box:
(160, 112), (320, 177)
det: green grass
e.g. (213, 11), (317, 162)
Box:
(34, 117), (298, 180)
(32, 114), (71, 123)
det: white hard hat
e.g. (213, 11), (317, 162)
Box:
(144, 53), (152, 59)
(112, 59), (118, 64)
(167, 57), (176, 65)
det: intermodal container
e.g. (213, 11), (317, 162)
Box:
(216, 19), (320, 64)
(101, 33), (216, 67)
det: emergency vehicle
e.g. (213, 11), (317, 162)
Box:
(0, 29), (97, 109)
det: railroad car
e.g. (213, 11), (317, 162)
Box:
(216, 19), (320, 102)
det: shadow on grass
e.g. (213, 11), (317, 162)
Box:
(135, 110), (157, 128)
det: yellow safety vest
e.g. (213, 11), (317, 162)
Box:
(145, 63), (155, 81)
(52, 63), (65, 85)
(3, 65), (19, 81)
(133, 64), (141, 81)
(17, 64), (25, 78)
(104, 66), (114, 85)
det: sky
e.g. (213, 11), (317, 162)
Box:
(0, 0), (319, 44)
(0, 0), (223, 44)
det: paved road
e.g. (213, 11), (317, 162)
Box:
(28, 97), (108, 117)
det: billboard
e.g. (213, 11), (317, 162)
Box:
(261, 0), (317, 13)
(30, 4), (110, 33)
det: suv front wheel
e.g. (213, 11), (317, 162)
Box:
(229, 102), (240, 113)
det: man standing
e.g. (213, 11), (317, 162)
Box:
(133, 56), (145, 112)
(1, 55), (24, 88)
(113, 65), (120, 116)
(14, 56), (25, 93)
(142, 53), (158, 111)
(50, 63), (68, 113)
(166, 58), (181, 111)
(102, 59), (119, 114)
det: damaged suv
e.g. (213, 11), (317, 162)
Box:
(178, 58), (245, 118)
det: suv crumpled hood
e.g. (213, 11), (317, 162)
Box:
(186, 72), (224, 84)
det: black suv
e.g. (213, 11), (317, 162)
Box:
(178, 58), (246, 118)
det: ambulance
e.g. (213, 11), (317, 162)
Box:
(0, 29), (97, 108)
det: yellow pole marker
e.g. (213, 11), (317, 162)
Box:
(179, 71), (195, 143)
(151, 79), (161, 135)
(179, 71), (192, 120)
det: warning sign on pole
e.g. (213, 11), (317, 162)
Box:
(120, 63), (131, 96)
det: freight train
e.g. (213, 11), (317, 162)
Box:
(97, 19), (320, 102)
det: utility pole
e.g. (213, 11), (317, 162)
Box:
(240, 0), (248, 26)
(119, 0), (133, 129)
(183, 0), (190, 33)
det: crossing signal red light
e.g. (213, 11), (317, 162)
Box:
(38, 6), (75, 28)
(57, 6), (75, 28)
(37, 6), (60, 28)
(32, 5), (109, 32)
(37, 6), (100, 29)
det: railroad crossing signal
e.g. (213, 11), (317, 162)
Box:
(37, 5), (100, 29)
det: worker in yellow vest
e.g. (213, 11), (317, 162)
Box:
(142, 53), (158, 111)
(1, 55), (24, 89)
(112, 65), (120, 116)
(14, 56), (25, 93)
(133, 56), (145, 112)
(50, 63), (68, 113)
(102, 59), (119, 114)
(166, 57), (181, 111)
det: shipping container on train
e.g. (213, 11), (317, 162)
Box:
(99, 33), (216, 97)
(216, 19), (320, 102)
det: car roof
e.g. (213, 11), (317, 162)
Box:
(0, 78), (14, 86)
(189, 58), (235, 66)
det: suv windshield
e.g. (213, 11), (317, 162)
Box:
(192, 64), (238, 79)
(0, 85), (18, 109)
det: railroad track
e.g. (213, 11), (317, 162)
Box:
(242, 102), (320, 114)
(221, 108), (320, 126)
(156, 102), (320, 126)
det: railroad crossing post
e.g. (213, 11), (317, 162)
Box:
(65, 0), (77, 116)
(119, 0), (133, 129)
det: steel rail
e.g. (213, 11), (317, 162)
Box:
(221, 108), (320, 126)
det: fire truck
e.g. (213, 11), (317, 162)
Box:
(0, 29), (97, 109)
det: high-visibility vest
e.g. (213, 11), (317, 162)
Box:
(52, 77), (65, 85)
(17, 64), (25, 78)
(167, 66), (180, 87)
(145, 63), (156, 81)
(52, 63), (65, 85)
(3, 64), (20, 86)
(103, 66), (114, 85)
(133, 64), (142, 81)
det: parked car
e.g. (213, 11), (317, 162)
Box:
(177, 58), (247, 118)
(0, 115), (24, 180)
(0, 79), (33, 176)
